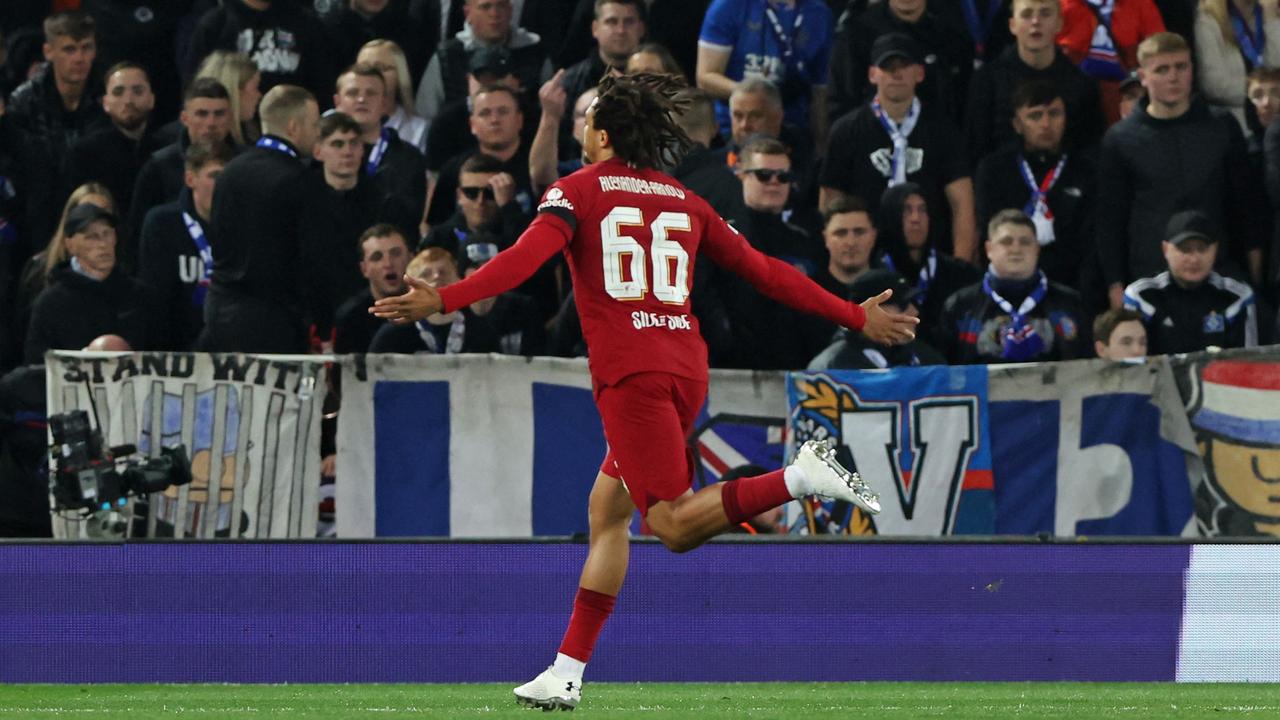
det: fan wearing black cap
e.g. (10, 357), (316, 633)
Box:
(828, 0), (973, 122)
(937, 208), (1087, 364)
(24, 203), (158, 363)
(808, 268), (944, 370)
(820, 33), (976, 262)
(1123, 210), (1258, 354)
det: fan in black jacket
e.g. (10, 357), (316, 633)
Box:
(876, 182), (981, 336)
(25, 204), (159, 363)
(937, 209), (1087, 365)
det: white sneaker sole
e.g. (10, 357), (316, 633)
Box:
(515, 693), (578, 711)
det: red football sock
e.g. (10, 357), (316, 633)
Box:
(720, 469), (790, 525)
(557, 587), (617, 662)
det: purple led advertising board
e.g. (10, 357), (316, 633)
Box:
(0, 542), (1190, 683)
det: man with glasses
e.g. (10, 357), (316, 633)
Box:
(427, 85), (534, 226)
(422, 152), (530, 257)
(715, 136), (829, 368)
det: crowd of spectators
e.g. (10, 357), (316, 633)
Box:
(0, 0), (1277, 536)
(0, 0), (1274, 374)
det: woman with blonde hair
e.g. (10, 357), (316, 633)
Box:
(13, 183), (115, 344)
(1195, 0), (1280, 129)
(626, 43), (686, 80)
(195, 51), (263, 145)
(357, 39), (428, 153)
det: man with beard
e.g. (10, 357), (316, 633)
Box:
(64, 62), (165, 259)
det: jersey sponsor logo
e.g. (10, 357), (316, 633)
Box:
(537, 186), (575, 212)
(631, 310), (692, 331)
(597, 175), (687, 199)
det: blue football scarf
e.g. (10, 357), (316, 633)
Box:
(983, 271), (1049, 361)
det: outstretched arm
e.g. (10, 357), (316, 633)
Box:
(371, 213), (567, 323)
(699, 213), (917, 344)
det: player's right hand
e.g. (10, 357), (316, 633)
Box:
(859, 289), (919, 346)
(369, 275), (444, 324)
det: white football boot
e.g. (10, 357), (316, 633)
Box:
(514, 666), (582, 711)
(793, 439), (881, 514)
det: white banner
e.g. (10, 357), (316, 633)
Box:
(47, 351), (326, 539)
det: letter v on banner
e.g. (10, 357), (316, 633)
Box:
(787, 367), (994, 535)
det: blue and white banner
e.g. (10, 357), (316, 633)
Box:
(788, 357), (1199, 537)
(986, 358), (1198, 537)
(336, 355), (788, 537)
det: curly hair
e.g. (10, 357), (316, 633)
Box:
(592, 72), (693, 169)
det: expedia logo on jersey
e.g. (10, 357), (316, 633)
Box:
(537, 187), (574, 212)
(632, 311), (692, 331)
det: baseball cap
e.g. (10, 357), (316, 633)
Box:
(459, 233), (500, 274)
(847, 268), (919, 306)
(1119, 70), (1142, 93)
(469, 47), (513, 78)
(1164, 210), (1218, 247)
(870, 33), (923, 68)
(63, 203), (117, 237)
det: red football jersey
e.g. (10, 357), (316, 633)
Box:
(438, 157), (865, 386)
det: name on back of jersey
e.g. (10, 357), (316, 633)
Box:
(632, 310), (692, 331)
(598, 176), (686, 199)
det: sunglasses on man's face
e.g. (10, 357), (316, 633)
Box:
(460, 186), (496, 201)
(743, 168), (794, 184)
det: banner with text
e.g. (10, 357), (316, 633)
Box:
(47, 351), (326, 539)
(335, 354), (788, 537)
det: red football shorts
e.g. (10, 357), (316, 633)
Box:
(595, 372), (707, 514)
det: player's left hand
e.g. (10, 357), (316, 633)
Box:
(859, 289), (919, 345)
(369, 275), (444, 324)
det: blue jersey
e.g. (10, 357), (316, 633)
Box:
(698, 0), (832, 134)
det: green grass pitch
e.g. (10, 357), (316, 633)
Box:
(2, 683), (1280, 718)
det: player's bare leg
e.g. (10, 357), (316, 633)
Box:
(514, 471), (632, 711)
(578, 470), (634, 594)
(646, 439), (880, 554)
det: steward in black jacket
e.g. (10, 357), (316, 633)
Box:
(201, 127), (328, 353)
